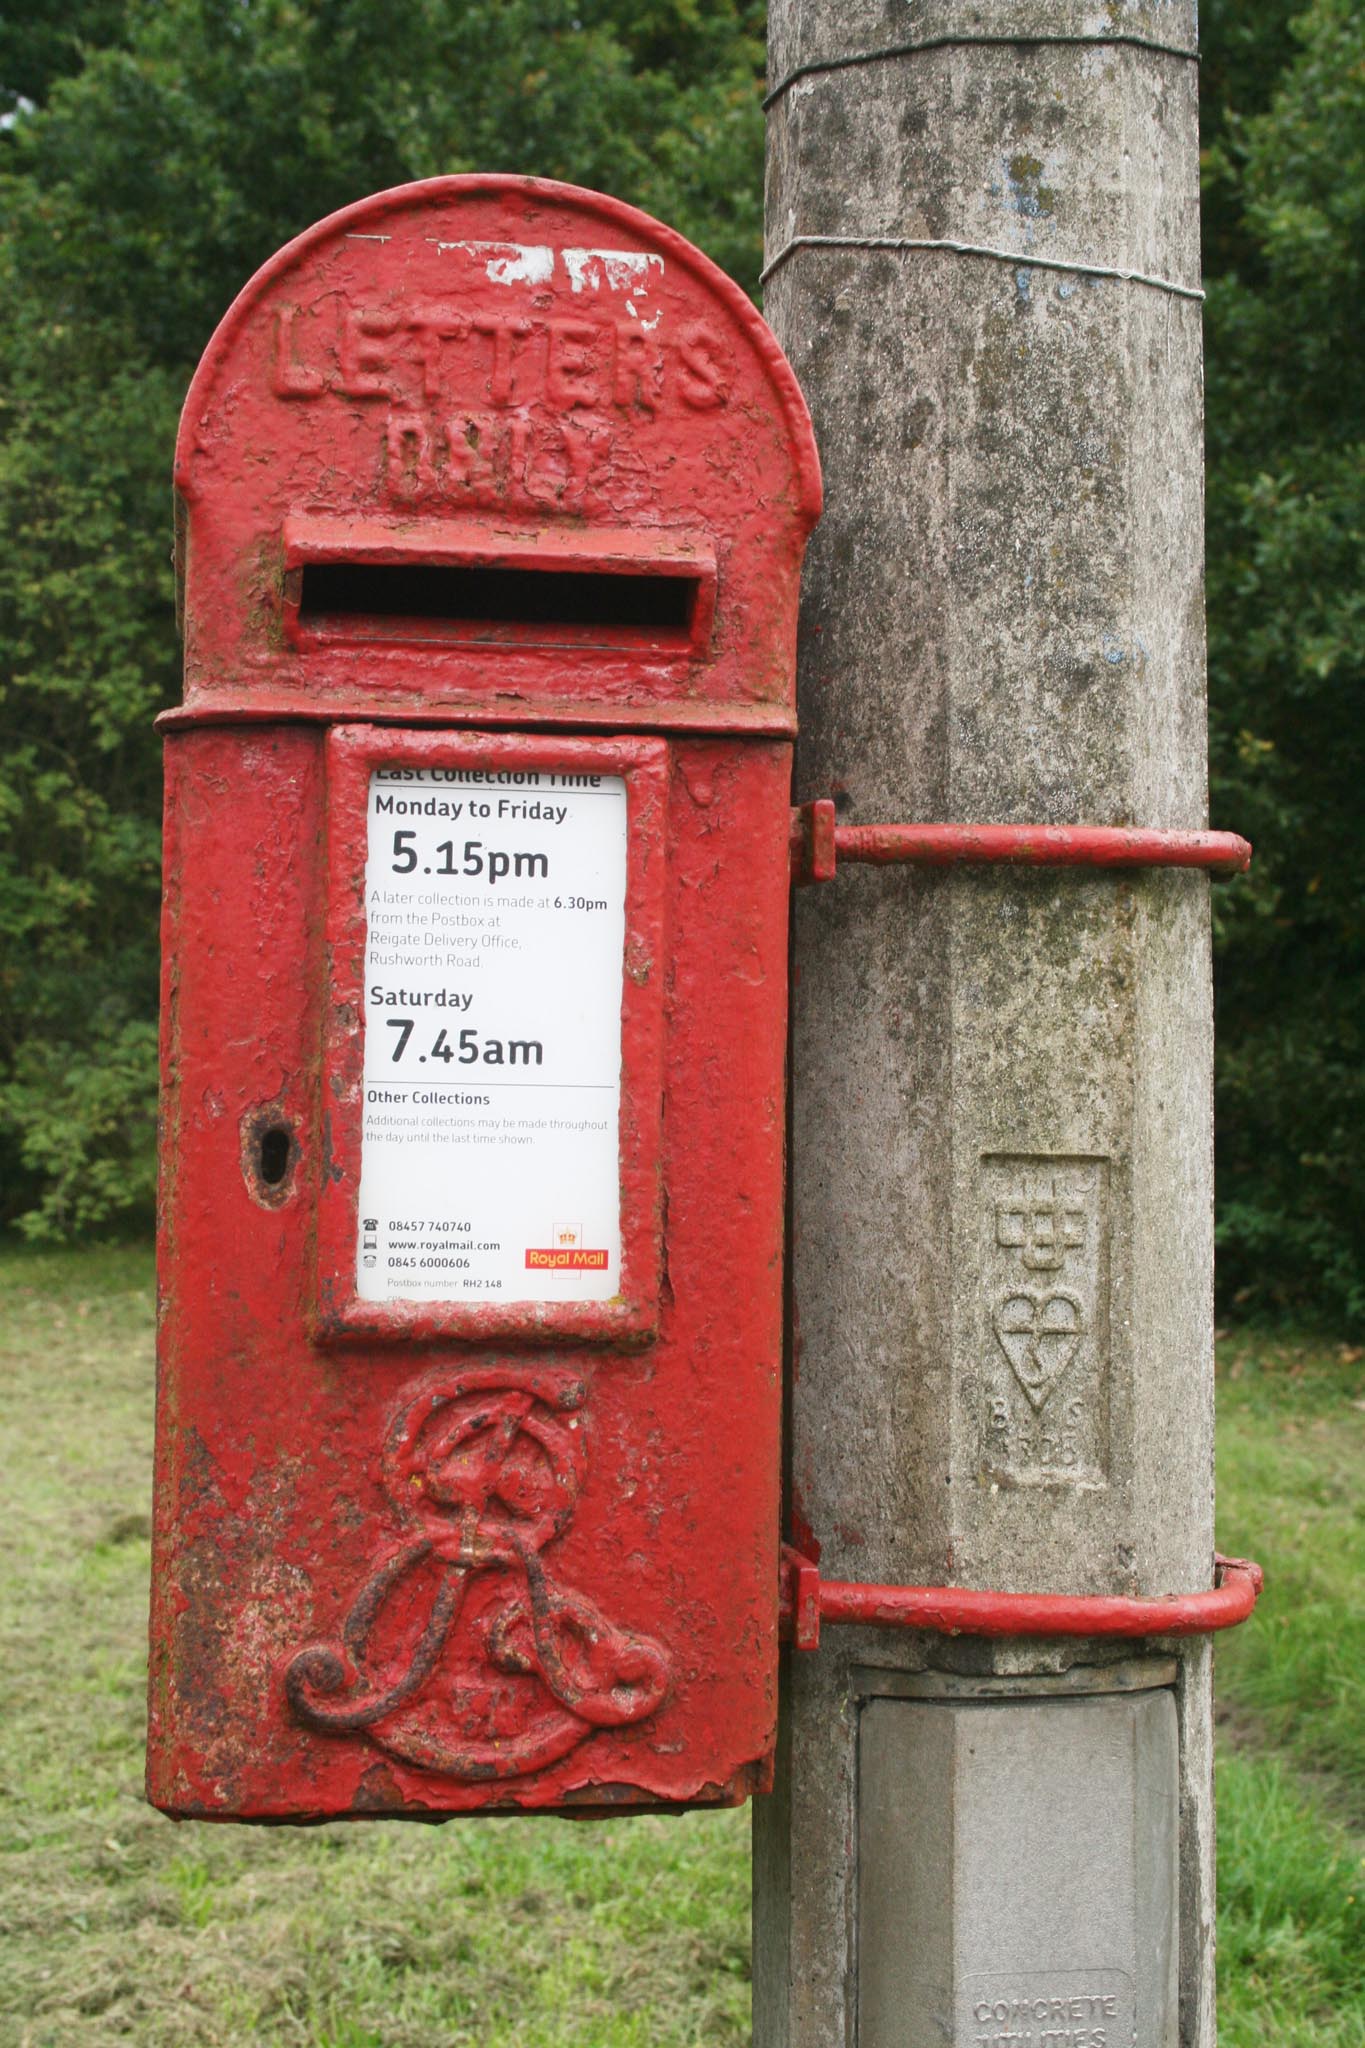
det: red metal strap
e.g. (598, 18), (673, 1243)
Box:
(790, 800), (1252, 885)
(779, 1544), (1263, 1651)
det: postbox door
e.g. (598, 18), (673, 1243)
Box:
(149, 719), (793, 1818)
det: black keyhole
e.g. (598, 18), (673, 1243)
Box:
(258, 1124), (292, 1187)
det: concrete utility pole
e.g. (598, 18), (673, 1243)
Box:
(756, 5), (1215, 2046)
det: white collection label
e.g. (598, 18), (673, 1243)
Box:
(355, 765), (627, 1303)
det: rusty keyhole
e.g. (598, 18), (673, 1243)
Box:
(241, 1103), (300, 1208)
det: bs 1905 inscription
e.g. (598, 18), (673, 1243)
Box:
(979, 1155), (1110, 1486)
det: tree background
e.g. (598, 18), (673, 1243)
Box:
(1, 1), (1359, 1323)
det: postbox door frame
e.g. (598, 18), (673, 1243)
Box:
(315, 725), (669, 1347)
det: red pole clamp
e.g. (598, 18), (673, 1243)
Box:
(791, 800), (1252, 886)
(783, 803), (1259, 1648)
(779, 1544), (1264, 1652)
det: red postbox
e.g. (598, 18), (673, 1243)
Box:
(148, 176), (820, 1818)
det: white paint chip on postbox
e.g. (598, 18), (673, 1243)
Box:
(425, 241), (665, 298)
(562, 248), (665, 294)
(427, 239), (557, 284)
(355, 764), (627, 1304)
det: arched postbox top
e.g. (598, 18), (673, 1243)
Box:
(170, 175), (822, 733)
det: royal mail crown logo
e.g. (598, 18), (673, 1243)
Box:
(526, 1221), (608, 1272)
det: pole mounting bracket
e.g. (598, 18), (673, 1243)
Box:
(779, 1542), (1264, 1651)
(790, 800), (1252, 887)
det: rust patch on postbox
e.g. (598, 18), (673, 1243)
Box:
(149, 177), (820, 1819)
(239, 1097), (302, 1210)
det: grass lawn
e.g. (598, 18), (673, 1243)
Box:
(1213, 1331), (1365, 2046)
(1, 1246), (1361, 2045)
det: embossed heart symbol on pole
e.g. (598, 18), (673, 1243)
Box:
(993, 1288), (1086, 1410)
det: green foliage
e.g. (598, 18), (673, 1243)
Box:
(3, 3), (1360, 1314)
(1202, 0), (1365, 1323)
(0, 0), (131, 116)
(0, 0), (764, 1236)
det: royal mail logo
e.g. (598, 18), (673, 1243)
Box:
(526, 1247), (609, 1271)
(553, 1222), (582, 1247)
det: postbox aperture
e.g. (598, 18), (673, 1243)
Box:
(150, 176), (819, 1820)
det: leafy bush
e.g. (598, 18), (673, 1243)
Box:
(1203, 0), (1365, 1322)
(2, 3), (1361, 1326)
(0, 1), (764, 1236)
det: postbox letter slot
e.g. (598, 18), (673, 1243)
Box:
(295, 560), (702, 648)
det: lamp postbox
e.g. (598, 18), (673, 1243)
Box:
(147, 176), (820, 1819)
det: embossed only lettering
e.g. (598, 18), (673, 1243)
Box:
(270, 307), (324, 398)
(613, 322), (661, 413)
(546, 320), (603, 408)
(339, 307), (398, 398)
(677, 322), (728, 409)
(440, 413), (493, 496)
(407, 304), (469, 400)
(470, 314), (532, 406)
(386, 413), (438, 499)
(267, 298), (726, 423)
(382, 409), (603, 513)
